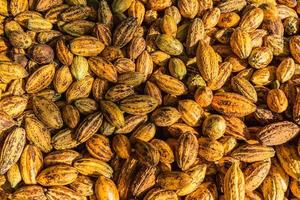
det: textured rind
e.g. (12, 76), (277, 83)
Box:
(75, 112), (103, 143)
(88, 57), (118, 82)
(185, 182), (217, 200)
(20, 144), (43, 184)
(73, 158), (113, 178)
(144, 188), (178, 200)
(151, 139), (175, 163)
(244, 159), (271, 191)
(70, 36), (104, 57)
(46, 186), (87, 200)
(130, 166), (157, 197)
(0, 128), (26, 175)
(224, 162), (245, 200)
(32, 96), (63, 129)
(186, 18), (204, 55)
(176, 133), (199, 171)
(115, 115), (148, 134)
(44, 150), (81, 166)
(153, 73), (187, 96)
(157, 171), (192, 190)
(95, 176), (119, 200)
(230, 28), (252, 59)
(134, 140), (160, 166)
(257, 121), (299, 146)
(0, 96), (28, 118)
(276, 144), (300, 181)
(113, 17), (138, 48)
(177, 164), (207, 196)
(105, 84), (134, 102)
(198, 137), (224, 162)
(178, 100), (204, 127)
(231, 76), (257, 102)
(25, 117), (53, 153)
(151, 107), (181, 127)
(86, 134), (113, 162)
(12, 185), (47, 200)
(262, 175), (285, 200)
(99, 100), (125, 129)
(120, 95), (159, 115)
(196, 40), (219, 82)
(212, 92), (257, 117)
(66, 76), (94, 103)
(231, 144), (275, 163)
(36, 165), (78, 186)
(117, 158), (138, 200)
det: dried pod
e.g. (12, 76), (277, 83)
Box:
(32, 96), (63, 129)
(185, 182), (218, 200)
(178, 0), (199, 19)
(134, 139), (160, 166)
(44, 150), (80, 166)
(202, 114), (226, 140)
(230, 28), (252, 59)
(112, 134), (131, 159)
(69, 175), (94, 196)
(25, 117), (53, 153)
(261, 174), (285, 200)
(86, 134), (113, 162)
(231, 144), (275, 163)
(20, 144), (44, 185)
(66, 76), (94, 103)
(120, 95), (159, 115)
(95, 176), (119, 200)
(75, 112), (103, 143)
(240, 7), (264, 31)
(144, 188), (178, 200)
(212, 92), (257, 117)
(151, 139), (174, 164)
(276, 144), (300, 180)
(12, 186), (47, 200)
(232, 76), (257, 102)
(7, 163), (21, 188)
(130, 165), (158, 197)
(186, 18), (205, 55)
(100, 100), (125, 129)
(202, 8), (221, 29)
(178, 100), (204, 127)
(73, 158), (113, 178)
(248, 47), (273, 69)
(276, 57), (295, 83)
(156, 34), (184, 56)
(176, 133), (199, 170)
(198, 137), (224, 162)
(267, 89), (288, 113)
(45, 186), (86, 200)
(70, 36), (105, 57)
(196, 40), (219, 82)
(224, 162), (245, 200)
(128, 37), (146, 60)
(113, 17), (138, 48)
(208, 62), (233, 90)
(151, 106), (181, 127)
(153, 72), (187, 96)
(257, 121), (299, 146)
(53, 65), (73, 94)
(131, 122), (156, 142)
(36, 165), (78, 186)
(218, 12), (240, 28)
(0, 128), (26, 174)
(88, 57), (118, 82)
(157, 171), (192, 190)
